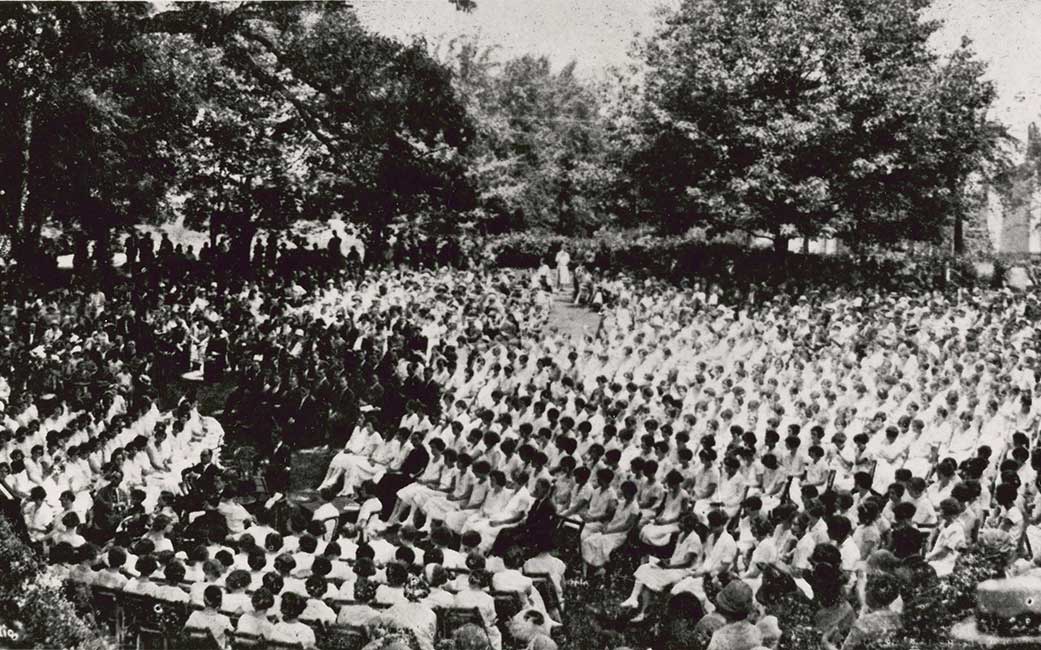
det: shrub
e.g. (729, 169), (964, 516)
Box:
(0, 516), (112, 650)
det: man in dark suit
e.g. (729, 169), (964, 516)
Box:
(183, 449), (222, 503)
(375, 431), (430, 519)
(493, 477), (556, 556)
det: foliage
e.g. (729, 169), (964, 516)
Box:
(0, 2), (477, 263)
(0, 516), (112, 650)
(0, 3), (198, 262)
(484, 230), (983, 291)
(167, 3), (477, 260)
(632, 0), (1010, 250)
(438, 38), (618, 235)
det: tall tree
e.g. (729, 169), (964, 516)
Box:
(0, 3), (197, 264)
(634, 0), (1008, 253)
(439, 39), (615, 234)
(0, 1), (475, 265)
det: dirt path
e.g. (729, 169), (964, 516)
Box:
(545, 288), (601, 341)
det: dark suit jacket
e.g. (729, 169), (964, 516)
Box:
(525, 495), (557, 534)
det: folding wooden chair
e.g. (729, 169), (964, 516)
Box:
(182, 627), (220, 650)
(491, 590), (524, 621)
(317, 623), (368, 650)
(916, 523), (937, 556)
(523, 572), (562, 620)
(319, 515), (341, 542)
(91, 586), (124, 645)
(229, 631), (263, 650)
(437, 607), (484, 640)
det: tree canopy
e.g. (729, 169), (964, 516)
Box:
(630, 0), (1009, 251)
(0, 0), (1017, 264)
(1, 1), (475, 263)
(438, 39), (616, 235)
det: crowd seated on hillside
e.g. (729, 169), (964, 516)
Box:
(4, 238), (1041, 650)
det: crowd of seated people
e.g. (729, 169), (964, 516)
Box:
(8, 244), (1041, 650)
(296, 275), (1041, 650)
(0, 261), (559, 650)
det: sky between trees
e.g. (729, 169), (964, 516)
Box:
(355, 0), (1041, 142)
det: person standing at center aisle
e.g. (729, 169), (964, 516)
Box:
(554, 247), (571, 292)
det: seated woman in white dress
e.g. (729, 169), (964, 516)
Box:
(447, 469), (512, 534)
(580, 480), (641, 574)
(423, 459), (488, 532)
(738, 512), (780, 597)
(639, 470), (689, 547)
(338, 429), (399, 498)
(620, 512), (701, 622)
(925, 497), (966, 577)
(670, 509), (737, 599)
(576, 468), (617, 541)
(318, 420), (379, 493)
(387, 439), (447, 525)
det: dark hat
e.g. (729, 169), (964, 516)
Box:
(714, 579), (754, 617)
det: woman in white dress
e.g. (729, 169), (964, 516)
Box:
(554, 248), (571, 291)
(581, 480), (641, 571)
(620, 512), (701, 622)
(639, 470), (690, 546)
(926, 497), (966, 577)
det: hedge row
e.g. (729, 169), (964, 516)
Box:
(483, 231), (983, 292)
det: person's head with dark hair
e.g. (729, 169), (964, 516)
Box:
(864, 573), (901, 610)
(280, 592), (307, 622)
(808, 561), (843, 607)
(251, 588), (275, 614)
(164, 561), (186, 583)
(226, 568), (252, 592)
(385, 561), (409, 587)
(826, 515), (852, 544)
(135, 554), (158, 578)
(396, 545), (416, 567)
(215, 548), (234, 569)
(322, 541), (342, 559)
(305, 575), (328, 599)
(107, 546), (128, 571)
(311, 556), (332, 578)
(273, 553), (296, 576)
(996, 482), (1019, 507)
(50, 541), (76, 565)
(262, 571), (284, 597)
(247, 549), (268, 573)
(460, 530), (482, 553)
(203, 585), (223, 610)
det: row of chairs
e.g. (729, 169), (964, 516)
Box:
(83, 579), (556, 650)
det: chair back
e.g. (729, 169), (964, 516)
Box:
(182, 627), (220, 650)
(523, 572), (560, 615)
(491, 590), (524, 620)
(318, 624), (368, 650)
(319, 515), (341, 541)
(438, 606), (483, 640)
(91, 586), (124, 641)
(229, 631), (262, 650)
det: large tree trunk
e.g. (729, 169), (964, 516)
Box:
(12, 99), (38, 264)
(773, 234), (788, 257)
